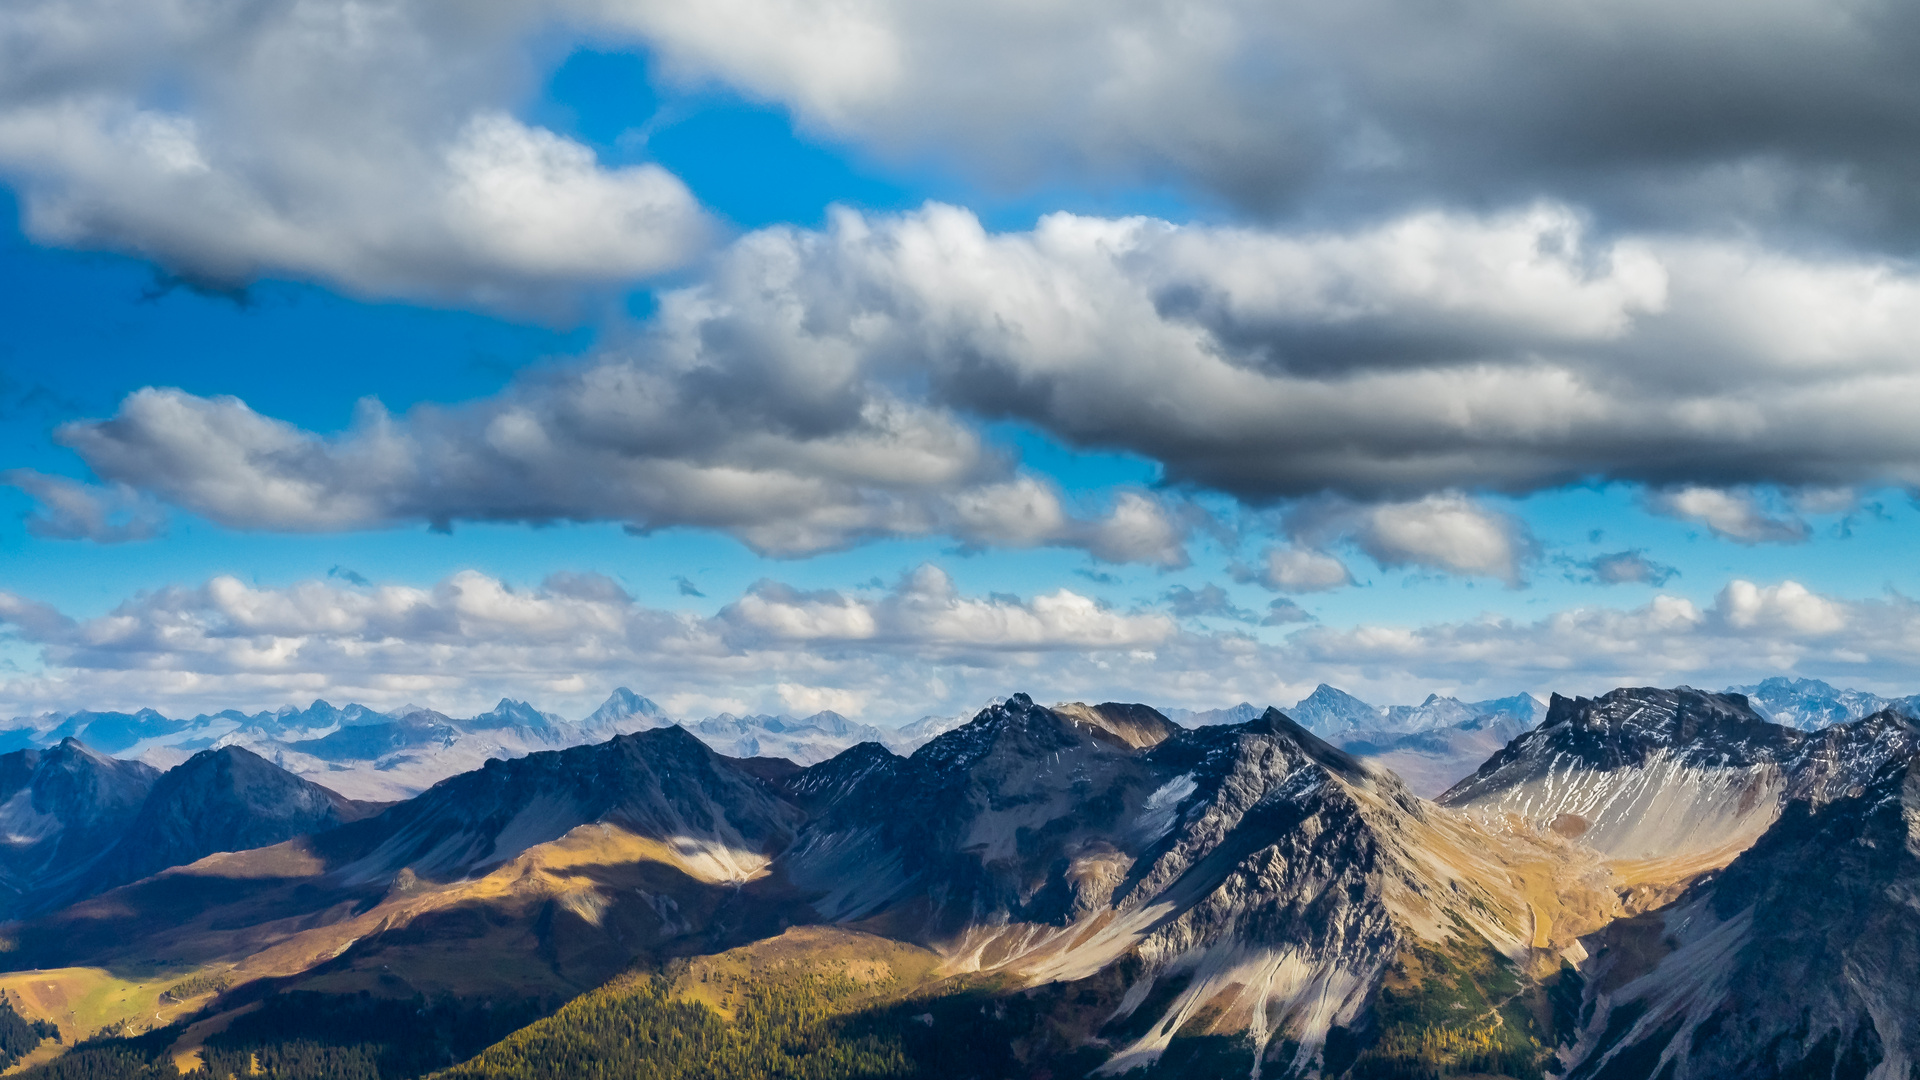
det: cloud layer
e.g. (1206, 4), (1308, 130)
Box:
(605, 0), (1920, 240)
(8, 0), (1919, 306)
(3, 567), (1917, 722)
(39, 202), (1920, 565)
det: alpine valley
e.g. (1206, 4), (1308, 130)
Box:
(0, 679), (1912, 1080)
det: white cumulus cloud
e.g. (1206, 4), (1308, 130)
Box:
(0, 0), (708, 308)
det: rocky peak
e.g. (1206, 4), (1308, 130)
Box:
(1730, 675), (1910, 731)
(905, 693), (1087, 778)
(776, 741), (904, 813)
(1287, 683), (1382, 736)
(1443, 686), (1790, 807)
(1050, 701), (1180, 749)
(466, 698), (561, 731)
(84, 746), (376, 896)
(583, 688), (668, 730)
(14, 738), (160, 822)
(319, 724), (804, 883)
(1784, 707), (1920, 805)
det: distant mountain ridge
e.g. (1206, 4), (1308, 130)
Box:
(1728, 675), (1920, 729)
(4, 677), (1909, 806)
(0, 691), (1025, 800)
(1169, 684), (1548, 796)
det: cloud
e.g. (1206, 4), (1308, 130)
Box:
(1289, 493), (1535, 585)
(1262, 598), (1314, 626)
(50, 381), (1188, 563)
(719, 564), (1173, 653)
(0, 3), (708, 308)
(7, 0), (1920, 307)
(1577, 550), (1679, 587)
(1716, 579), (1845, 636)
(541, 205), (1920, 502)
(1284, 578), (1912, 696)
(674, 576), (706, 598)
(0, 564), (1172, 717)
(2, 567), (1917, 724)
(1647, 486), (1812, 544)
(36, 202), (1920, 553)
(1162, 583), (1257, 623)
(1258, 546), (1355, 592)
(0, 469), (166, 542)
(776, 682), (868, 716)
(598, 0), (1920, 244)
(327, 566), (372, 587)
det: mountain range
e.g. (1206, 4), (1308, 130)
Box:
(0, 679), (1912, 1078)
(4, 674), (1906, 813)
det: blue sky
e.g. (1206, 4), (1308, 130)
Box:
(4, 0), (1920, 722)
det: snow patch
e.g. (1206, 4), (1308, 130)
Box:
(1135, 773), (1197, 842)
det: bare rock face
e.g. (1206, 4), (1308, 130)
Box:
(1564, 751), (1920, 1080)
(775, 695), (1610, 1076)
(1439, 687), (1920, 867)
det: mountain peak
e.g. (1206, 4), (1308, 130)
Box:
(1051, 701), (1180, 750)
(1439, 685), (1918, 865)
(584, 687), (667, 731)
(1287, 683), (1381, 736)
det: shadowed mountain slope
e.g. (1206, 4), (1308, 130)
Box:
(0, 740), (159, 917)
(1563, 750), (1920, 1080)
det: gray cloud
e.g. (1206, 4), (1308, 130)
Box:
(1646, 486), (1813, 544)
(1261, 599), (1314, 626)
(0, 469), (166, 542)
(327, 566), (372, 587)
(629, 205), (1920, 504)
(5, 0), (1920, 314)
(674, 575), (706, 598)
(1577, 550), (1680, 587)
(52, 376), (1189, 564)
(1256, 546), (1355, 593)
(599, 0), (1920, 244)
(1287, 494), (1537, 586)
(1162, 583), (1258, 623)
(35, 203), (1920, 563)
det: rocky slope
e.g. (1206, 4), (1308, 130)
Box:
(774, 696), (1616, 1076)
(34, 686), (1920, 1080)
(0, 741), (384, 920)
(1562, 749), (1920, 1080)
(1440, 688), (1920, 877)
(82, 745), (383, 897)
(0, 739), (159, 916)
(314, 724), (806, 885)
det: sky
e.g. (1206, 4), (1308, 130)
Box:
(4, 0), (1920, 725)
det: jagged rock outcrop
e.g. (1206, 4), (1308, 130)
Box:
(777, 695), (1614, 1076)
(1564, 751), (1920, 1080)
(1440, 688), (1920, 871)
